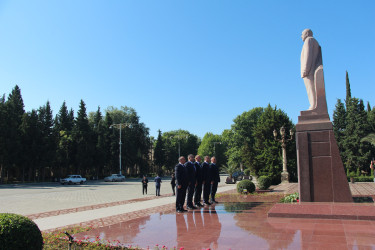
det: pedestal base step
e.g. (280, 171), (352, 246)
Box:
(268, 202), (375, 221)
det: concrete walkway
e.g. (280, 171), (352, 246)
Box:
(33, 185), (236, 231)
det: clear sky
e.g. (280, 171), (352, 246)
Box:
(1, 1), (374, 138)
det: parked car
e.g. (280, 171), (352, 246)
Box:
(60, 175), (86, 185)
(104, 174), (126, 182)
(232, 171), (245, 181)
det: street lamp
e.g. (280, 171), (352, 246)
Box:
(213, 142), (222, 156)
(171, 134), (188, 157)
(273, 126), (294, 183)
(110, 123), (136, 175)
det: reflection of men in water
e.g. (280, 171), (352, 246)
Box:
(185, 154), (197, 209)
(175, 156), (188, 212)
(175, 206), (221, 249)
(210, 157), (220, 203)
(202, 156), (212, 205)
(194, 155), (204, 207)
(301, 28), (323, 110)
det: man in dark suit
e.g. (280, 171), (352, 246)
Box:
(154, 174), (162, 196)
(210, 156), (220, 203)
(185, 154), (197, 209)
(194, 155), (204, 207)
(202, 156), (212, 206)
(175, 156), (188, 212)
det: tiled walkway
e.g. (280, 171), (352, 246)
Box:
(73, 191), (375, 249)
(28, 182), (375, 249)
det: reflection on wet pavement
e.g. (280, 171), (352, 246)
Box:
(74, 193), (375, 249)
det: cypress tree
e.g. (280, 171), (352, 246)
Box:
(345, 71), (352, 106)
(153, 129), (165, 173)
(73, 100), (94, 176)
(5, 85), (25, 181)
(332, 99), (346, 154)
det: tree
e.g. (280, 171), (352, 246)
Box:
(73, 100), (94, 176)
(162, 130), (200, 174)
(332, 99), (346, 154)
(4, 85), (25, 181)
(342, 98), (371, 173)
(153, 130), (165, 174)
(252, 104), (296, 183)
(197, 132), (227, 168)
(345, 71), (351, 107)
(89, 107), (106, 179)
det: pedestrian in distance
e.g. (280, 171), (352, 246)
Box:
(171, 173), (176, 195)
(210, 156), (220, 203)
(185, 154), (197, 209)
(194, 155), (204, 207)
(175, 156), (188, 213)
(154, 174), (162, 196)
(202, 156), (212, 206)
(141, 176), (149, 195)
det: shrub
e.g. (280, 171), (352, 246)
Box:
(347, 176), (374, 182)
(236, 179), (255, 194)
(0, 213), (43, 250)
(244, 169), (251, 176)
(280, 192), (299, 203)
(257, 176), (272, 190)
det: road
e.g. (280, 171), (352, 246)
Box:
(0, 176), (229, 215)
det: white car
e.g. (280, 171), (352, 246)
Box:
(60, 175), (86, 185)
(104, 174), (126, 182)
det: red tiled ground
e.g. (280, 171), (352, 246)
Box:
(72, 191), (375, 249)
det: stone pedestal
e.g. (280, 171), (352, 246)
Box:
(296, 114), (352, 202)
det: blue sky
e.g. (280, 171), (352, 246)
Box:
(1, 1), (374, 138)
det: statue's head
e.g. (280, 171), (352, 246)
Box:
(301, 29), (313, 41)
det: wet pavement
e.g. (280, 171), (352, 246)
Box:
(73, 192), (375, 249)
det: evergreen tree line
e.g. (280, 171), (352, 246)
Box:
(153, 104), (297, 184)
(0, 85), (151, 183)
(333, 72), (375, 176)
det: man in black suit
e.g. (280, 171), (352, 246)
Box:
(210, 156), (220, 203)
(185, 154), (197, 209)
(202, 156), (212, 206)
(175, 156), (188, 212)
(194, 155), (204, 207)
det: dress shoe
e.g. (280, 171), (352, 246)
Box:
(187, 206), (196, 210)
(181, 209), (188, 212)
(195, 203), (203, 207)
(204, 202), (211, 206)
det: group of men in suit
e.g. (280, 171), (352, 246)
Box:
(174, 154), (221, 213)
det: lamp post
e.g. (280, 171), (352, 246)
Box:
(171, 134), (188, 157)
(273, 126), (294, 183)
(110, 123), (135, 175)
(213, 142), (222, 156)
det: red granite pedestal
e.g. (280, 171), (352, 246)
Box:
(295, 112), (352, 202)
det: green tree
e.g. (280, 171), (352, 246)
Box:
(162, 130), (200, 174)
(342, 98), (371, 173)
(252, 104), (296, 184)
(153, 130), (165, 174)
(345, 70), (351, 107)
(20, 110), (42, 182)
(332, 99), (346, 154)
(4, 85), (25, 181)
(38, 101), (56, 181)
(0, 95), (6, 182)
(197, 132), (227, 168)
(89, 107), (106, 179)
(73, 100), (94, 176)
(55, 101), (75, 177)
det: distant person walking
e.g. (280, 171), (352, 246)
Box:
(154, 175), (162, 196)
(171, 173), (176, 195)
(141, 176), (149, 195)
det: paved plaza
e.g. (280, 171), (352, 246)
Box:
(1, 180), (375, 249)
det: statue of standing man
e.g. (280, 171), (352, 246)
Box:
(301, 29), (323, 111)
